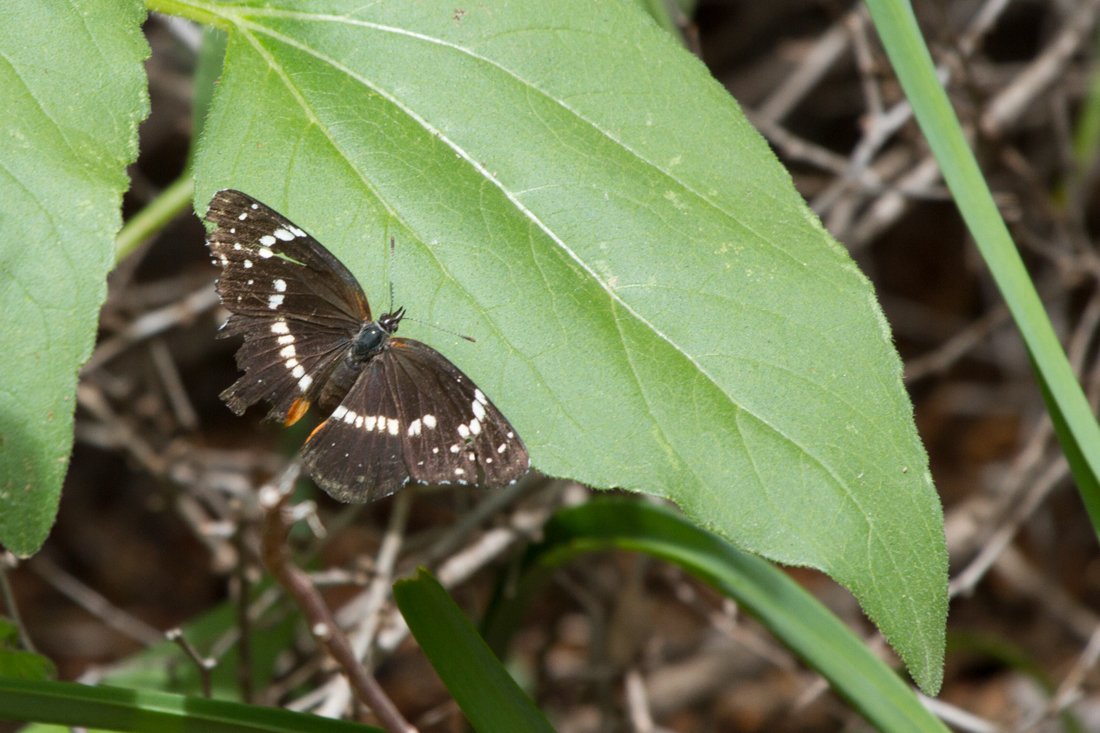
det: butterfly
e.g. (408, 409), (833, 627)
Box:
(205, 190), (529, 502)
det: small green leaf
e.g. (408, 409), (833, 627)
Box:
(167, 0), (945, 690)
(0, 649), (56, 682)
(0, 617), (17, 645)
(0, 0), (149, 555)
(394, 568), (556, 733)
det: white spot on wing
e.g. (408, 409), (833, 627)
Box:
(273, 228), (294, 241)
(280, 345), (296, 358)
(474, 389), (487, 406)
(450, 444), (460, 453)
(387, 418), (399, 435)
(355, 416), (364, 428)
(455, 468), (465, 476)
(422, 414), (437, 429)
(272, 321), (289, 334)
(498, 444), (507, 454)
(290, 226), (306, 237)
(457, 424), (470, 439)
(244, 260), (252, 268)
(260, 235), (276, 247)
(268, 294), (284, 309)
(285, 358), (299, 369)
(471, 400), (486, 422)
(274, 279), (286, 292)
(238, 212), (247, 220)
(432, 447), (439, 454)
(408, 419), (422, 436)
(486, 457), (493, 464)
(332, 406), (348, 420)
(344, 410), (357, 424)
(250, 203), (259, 210)
(277, 334), (294, 345)
(233, 243), (242, 250)
(365, 416), (377, 431)
(292, 365), (305, 379)
(259, 247), (274, 258)
(507, 432), (514, 439)
(469, 418), (481, 435)
(299, 374), (313, 391)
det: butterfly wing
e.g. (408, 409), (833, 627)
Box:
(302, 338), (529, 503)
(205, 190), (369, 423)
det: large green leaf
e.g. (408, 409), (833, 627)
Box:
(394, 569), (556, 733)
(158, 0), (946, 691)
(0, 0), (149, 555)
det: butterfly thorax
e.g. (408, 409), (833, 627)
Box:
(317, 310), (405, 413)
(352, 308), (404, 362)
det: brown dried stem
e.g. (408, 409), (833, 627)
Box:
(258, 465), (416, 733)
(165, 628), (216, 699)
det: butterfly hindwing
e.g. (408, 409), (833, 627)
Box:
(301, 339), (528, 502)
(387, 339), (529, 487)
(206, 190), (366, 422)
(301, 354), (409, 502)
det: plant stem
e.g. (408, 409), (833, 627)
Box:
(115, 173), (195, 263)
(259, 467), (416, 733)
(0, 559), (35, 654)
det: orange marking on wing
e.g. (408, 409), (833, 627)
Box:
(306, 419), (328, 443)
(285, 398), (311, 427)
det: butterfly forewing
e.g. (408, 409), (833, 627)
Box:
(301, 339), (528, 502)
(207, 190), (366, 422)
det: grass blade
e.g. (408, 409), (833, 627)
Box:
(485, 499), (950, 733)
(394, 568), (556, 733)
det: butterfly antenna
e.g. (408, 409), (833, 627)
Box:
(388, 236), (396, 313)
(403, 316), (476, 343)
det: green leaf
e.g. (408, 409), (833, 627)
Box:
(485, 498), (950, 733)
(189, 27), (227, 167)
(863, 1), (1100, 542)
(0, 676), (384, 733)
(394, 568), (556, 733)
(161, 0), (945, 691)
(0, 0), (149, 555)
(0, 649), (56, 682)
(88, 586), (297, 700)
(0, 617), (17, 645)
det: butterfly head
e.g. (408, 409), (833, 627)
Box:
(378, 307), (405, 334)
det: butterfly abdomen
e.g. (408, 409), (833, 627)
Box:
(317, 353), (367, 414)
